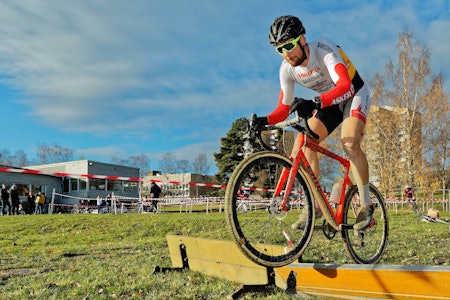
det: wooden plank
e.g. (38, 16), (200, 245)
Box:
(166, 235), (272, 284)
(166, 235), (450, 299)
(276, 263), (450, 299)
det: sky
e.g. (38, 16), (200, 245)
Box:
(0, 0), (448, 175)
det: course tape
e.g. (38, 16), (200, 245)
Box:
(0, 166), (227, 189)
(1, 166), (448, 202)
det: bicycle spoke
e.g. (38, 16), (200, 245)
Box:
(225, 152), (315, 267)
(342, 184), (389, 264)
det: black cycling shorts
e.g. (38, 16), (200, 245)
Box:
(312, 98), (353, 135)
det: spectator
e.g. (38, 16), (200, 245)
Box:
(150, 182), (161, 213)
(96, 195), (105, 214)
(41, 193), (46, 212)
(10, 185), (20, 215)
(27, 192), (36, 214)
(1, 183), (10, 216)
(35, 192), (45, 214)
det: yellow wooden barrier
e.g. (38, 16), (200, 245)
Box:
(165, 235), (450, 299)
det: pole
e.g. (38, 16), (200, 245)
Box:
(49, 188), (56, 215)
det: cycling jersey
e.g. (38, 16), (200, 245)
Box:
(404, 188), (414, 198)
(267, 37), (370, 125)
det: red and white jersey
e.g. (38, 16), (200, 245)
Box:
(267, 37), (370, 124)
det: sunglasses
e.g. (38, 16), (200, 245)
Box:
(276, 35), (302, 54)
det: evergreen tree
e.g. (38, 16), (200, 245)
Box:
(214, 117), (263, 187)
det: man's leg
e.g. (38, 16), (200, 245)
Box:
(341, 116), (373, 229)
(341, 116), (370, 205)
(303, 117), (328, 175)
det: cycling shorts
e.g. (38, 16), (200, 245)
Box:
(312, 84), (370, 134)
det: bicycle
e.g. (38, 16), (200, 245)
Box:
(224, 113), (389, 267)
(407, 197), (419, 213)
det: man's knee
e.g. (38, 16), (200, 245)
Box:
(341, 136), (363, 159)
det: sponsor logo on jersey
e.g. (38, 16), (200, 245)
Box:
(297, 66), (321, 78)
(330, 84), (355, 105)
(317, 42), (334, 54)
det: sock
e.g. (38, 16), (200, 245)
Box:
(357, 183), (371, 206)
(363, 184), (371, 206)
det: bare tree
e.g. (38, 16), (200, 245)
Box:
(129, 154), (150, 175)
(192, 153), (210, 174)
(0, 149), (11, 165)
(367, 30), (449, 194)
(423, 74), (449, 196)
(160, 152), (177, 174)
(36, 144), (74, 164)
(176, 159), (190, 173)
(111, 153), (150, 176)
(13, 150), (28, 167)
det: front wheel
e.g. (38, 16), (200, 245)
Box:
(342, 184), (389, 264)
(225, 151), (315, 267)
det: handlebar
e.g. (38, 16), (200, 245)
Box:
(266, 115), (303, 130)
(249, 112), (319, 151)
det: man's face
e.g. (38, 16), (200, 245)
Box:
(276, 35), (306, 67)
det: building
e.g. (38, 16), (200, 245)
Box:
(143, 172), (218, 198)
(364, 105), (422, 190)
(0, 164), (62, 211)
(25, 160), (140, 206)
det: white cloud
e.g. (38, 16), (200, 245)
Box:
(0, 0), (447, 173)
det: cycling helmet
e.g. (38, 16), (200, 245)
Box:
(269, 16), (306, 46)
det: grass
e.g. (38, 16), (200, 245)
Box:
(0, 208), (449, 299)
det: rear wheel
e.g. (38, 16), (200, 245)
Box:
(342, 184), (389, 264)
(225, 151), (315, 267)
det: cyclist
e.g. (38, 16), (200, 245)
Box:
(250, 15), (373, 230)
(403, 185), (414, 199)
(403, 185), (417, 211)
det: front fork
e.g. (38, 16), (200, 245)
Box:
(272, 133), (306, 212)
(271, 157), (302, 213)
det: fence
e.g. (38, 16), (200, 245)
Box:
(384, 197), (449, 213)
(49, 190), (224, 215)
(48, 188), (449, 215)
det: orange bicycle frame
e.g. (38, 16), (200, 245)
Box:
(275, 131), (352, 226)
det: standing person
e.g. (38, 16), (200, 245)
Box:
(251, 16), (373, 230)
(35, 192), (44, 214)
(40, 192), (46, 213)
(1, 184), (10, 216)
(27, 192), (36, 215)
(10, 185), (20, 215)
(150, 182), (161, 213)
(96, 195), (104, 214)
(105, 194), (112, 206)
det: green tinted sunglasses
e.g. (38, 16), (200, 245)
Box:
(276, 35), (301, 54)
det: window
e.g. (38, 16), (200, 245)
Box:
(89, 179), (105, 191)
(70, 179), (78, 192)
(14, 184), (28, 196)
(63, 179), (70, 193)
(124, 181), (138, 193)
(113, 181), (122, 193)
(80, 179), (87, 190)
(107, 180), (114, 191)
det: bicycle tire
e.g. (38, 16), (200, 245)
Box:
(225, 151), (315, 267)
(341, 184), (389, 264)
